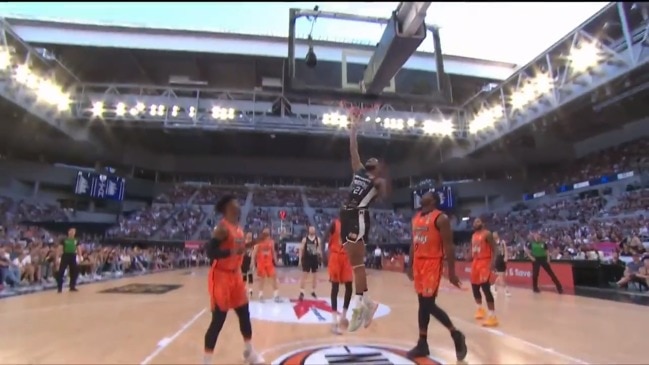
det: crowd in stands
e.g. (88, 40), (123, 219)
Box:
(2, 137), (649, 297)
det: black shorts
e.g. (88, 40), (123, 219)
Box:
(339, 208), (371, 244)
(495, 255), (506, 273)
(302, 255), (319, 273)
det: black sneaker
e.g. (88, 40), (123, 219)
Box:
(70, 288), (79, 292)
(311, 292), (317, 299)
(451, 330), (468, 361)
(533, 288), (541, 293)
(57, 288), (62, 293)
(557, 287), (563, 294)
(298, 292), (304, 301)
(406, 340), (430, 359)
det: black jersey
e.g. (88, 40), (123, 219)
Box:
(345, 168), (379, 209)
(303, 236), (319, 257)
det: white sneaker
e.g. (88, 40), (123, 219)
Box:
(273, 296), (282, 303)
(348, 305), (366, 333)
(362, 299), (379, 328)
(243, 348), (264, 365)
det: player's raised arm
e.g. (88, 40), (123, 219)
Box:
(349, 117), (363, 171)
(437, 213), (460, 287)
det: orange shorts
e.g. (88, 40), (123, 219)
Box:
(470, 259), (493, 285)
(328, 251), (353, 283)
(413, 257), (443, 297)
(256, 262), (276, 278)
(208, 267), (248, 312)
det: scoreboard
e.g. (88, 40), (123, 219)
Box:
(74, 171), (126, 201)
(412, 186), (455, 211)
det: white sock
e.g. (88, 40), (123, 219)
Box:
(488, 310), (495, 316)
(342, 308), (348, 319)
(332, 312), (338, 323)
(244, 341), (252, 352)
(477, 304), (483, 310)
(355, 295), (364, 307)
(203, 354), (212, 365)
(273, 290), (278, 297)
(362, 294), (373, 305)
(258, 292), (263, 298)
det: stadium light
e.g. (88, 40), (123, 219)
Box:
(115, 102), (126, 117)
(509, 73), (554, 111)
(171, 105), (179, 117)
(383, 118), (404, 131)
(322, 112), (348, 128)
(211, 106), (235, 121)
(10, 61), (70, 112)
(422, 119), (454, 137)
(568, 42), (601, 73)
(406, 118), (416, 128)
(91, 102), (104, 117)
(189, 106), (196, 118)
(0, 48), (11, 70)
(469, 105), (503, 134)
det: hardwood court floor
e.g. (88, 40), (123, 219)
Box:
(0, 268), (646, 364)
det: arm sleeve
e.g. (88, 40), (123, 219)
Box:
(206, 238), (230, 261)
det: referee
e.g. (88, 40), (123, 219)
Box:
(525, 231), (563, 294)
(56, 227), (80, 293)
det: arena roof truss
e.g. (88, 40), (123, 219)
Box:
(450, 2), (649, 159)
(74, 83), (457, 140)
(0, 18), (108, 152)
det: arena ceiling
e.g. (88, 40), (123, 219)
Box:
(1, 3), (647, 178)
(0, 2), (607, 64)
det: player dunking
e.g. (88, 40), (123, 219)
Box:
(298, 226), (321, 300)
(407, 191), (467, 361)
(470, 218), (499, 327)
(342, 115), (387, 332)
(328, 217), (354, 335)
(241, 232), (254, 298)
(251, 227), (280, 302)
(204, 195), (264, 365)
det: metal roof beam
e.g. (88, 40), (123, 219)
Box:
(448, 2), (649, 159)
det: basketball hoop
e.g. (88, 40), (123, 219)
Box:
(339, 100), (381, 123)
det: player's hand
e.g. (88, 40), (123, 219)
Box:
(406, 267), (414, 281)
(448, 273), (462, 289)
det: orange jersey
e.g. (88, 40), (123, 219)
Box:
(213, 219), (245, 271)
(411, 210), (444, 259)
(255, 239), (275, 263)
(471, 230), (493, 261)
(328, 219), (345, 254)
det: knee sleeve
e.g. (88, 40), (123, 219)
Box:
(343, 282), (353, 309)
(234, 304), (252, 339)
(331, 283), (340, 311)
(480, 283), (494, 303)
(471, 284), (482, 301)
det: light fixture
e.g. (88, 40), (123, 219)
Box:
(305, 35), (317, 68)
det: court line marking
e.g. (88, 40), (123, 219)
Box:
(140, 308), (208, 365)
(450, 316), (590, 365)
(259, 337), (459, 363)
